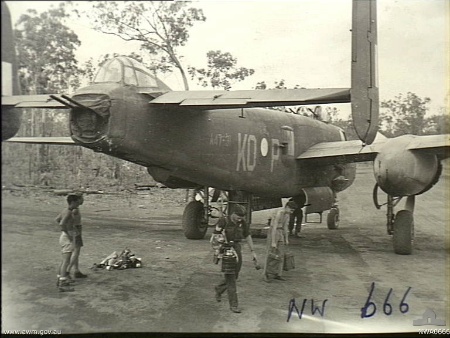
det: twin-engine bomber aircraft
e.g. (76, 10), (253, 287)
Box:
(2, 1), (449, 255)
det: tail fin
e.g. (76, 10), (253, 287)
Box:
(351, 0), (379, 145)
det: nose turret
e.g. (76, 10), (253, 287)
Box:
(69, 93), (112, 142)
(67, 56), (172, 143)
(92, 56), (171, 92)
(53, 55), (172, 151)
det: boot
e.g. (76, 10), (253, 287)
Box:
(74, 271), (88, 278)
(58, 279), (75, 292)
(230, 307), (242, 313)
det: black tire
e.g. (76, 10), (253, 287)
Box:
(393, 210), (414, 255)
(182, 201), (208, 239)
(327, 208), (339, 229)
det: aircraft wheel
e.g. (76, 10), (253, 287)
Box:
(393, 210), (414, 255)
(182, 201), (208, 239)
(327, 207), (340, 229)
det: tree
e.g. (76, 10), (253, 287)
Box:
(15, 2), (81, 95)
(254, 81), (267, 90)
(78, 58), (96, 85)
(380, 92), (430, 137)
(252, 80), (304, 112)
(326, 111), (359, 140)
(13, 3), (82, 175)
(188, 50), (255, 90)
(254, 79), (303, 90)
(273, 79), (287, 89)
(82, 1), (206, 90)
(423, 108), (450, 135)
(2, 4), (165, 189)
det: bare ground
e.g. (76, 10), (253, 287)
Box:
(1, 164), (449, 334)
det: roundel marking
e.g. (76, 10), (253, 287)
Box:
(260, 138), (269, 157)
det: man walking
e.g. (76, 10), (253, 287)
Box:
(213, 204), (259, 313)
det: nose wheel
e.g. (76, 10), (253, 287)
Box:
(374, 185), (415, 255)
(327, 207), (340, 229)
(392, 210), (414, 255)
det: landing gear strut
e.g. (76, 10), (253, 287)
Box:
(327, 191), (339, 230)
(374, 184), (415, 255)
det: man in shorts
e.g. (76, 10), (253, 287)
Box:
(56, 193), (84, 291)
(66, 193), (87, 279)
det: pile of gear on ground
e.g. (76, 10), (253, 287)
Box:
(92, 248), (142, 270)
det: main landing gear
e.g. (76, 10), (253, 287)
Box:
(373, 184), (415, 255)
(302, 187), (339, 230)
(182, 200), (208, 239)
(182, 187), (229, 239)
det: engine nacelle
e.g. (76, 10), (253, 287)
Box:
(303, 187), (335, 214)
(373, 135), (440, 196)
(2, 107), (22, 141)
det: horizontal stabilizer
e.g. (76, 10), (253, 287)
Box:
(407, 134), (450, 159)
(298, 133), (450, 165)
(5, 137), (76, 145)
(2, 95), (68, 109)
(297, 140), (381, 165)
(150, 88), (350, 109)
(406, 134), (450, 150)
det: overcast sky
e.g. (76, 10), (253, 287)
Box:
(5, 0), (449, 116)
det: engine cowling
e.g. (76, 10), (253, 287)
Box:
(2, 108), (22, 141)
(373, 135), (441, 197)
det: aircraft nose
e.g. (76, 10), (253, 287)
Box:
(69, 93), (111, 141)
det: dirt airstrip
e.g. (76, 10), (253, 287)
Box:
(2, 163), (449, 334)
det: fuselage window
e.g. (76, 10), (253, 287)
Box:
(280, 126), (295, 156)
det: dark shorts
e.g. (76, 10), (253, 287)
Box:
(75, 235), (83, 247)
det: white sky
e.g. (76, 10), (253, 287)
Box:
(5, 0), (449, 116)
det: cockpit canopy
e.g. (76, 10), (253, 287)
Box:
(93, 56), (171, 91)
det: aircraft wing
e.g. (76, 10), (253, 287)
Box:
(149, 88), (350, 108)
(5, 137), (77, 145)
(297, 134), (450, 165)
(2, 95), (68, 109)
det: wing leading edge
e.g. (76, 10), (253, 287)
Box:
(3, 88), (350, 110)
(2, 95), (68, 109)
(5, 137), (76, 145)
(149, 88), (350, 109)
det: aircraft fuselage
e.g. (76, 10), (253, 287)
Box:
(70, 83), (356, 198)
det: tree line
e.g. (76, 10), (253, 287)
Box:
(2, 1), (448, 190)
